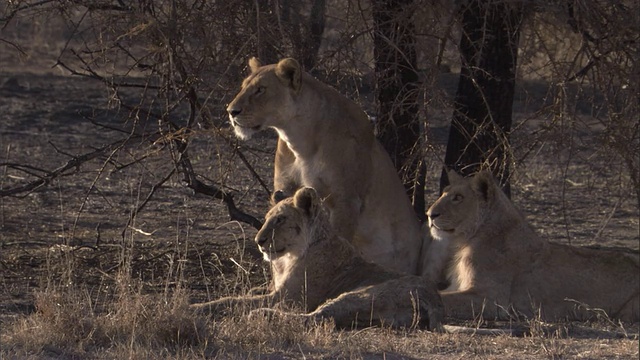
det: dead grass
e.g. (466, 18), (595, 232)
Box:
(1, 275), (208, 358)
(2, 269), (638, 360)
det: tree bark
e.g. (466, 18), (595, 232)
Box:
(254, 0), (280, 64)
(279, 0), (326, 70)
(372, 0), (425, 221)
(441, 0), (524, 197)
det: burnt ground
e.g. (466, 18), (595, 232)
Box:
(0, 70), (638, 332)
(0, 71), (277, 321)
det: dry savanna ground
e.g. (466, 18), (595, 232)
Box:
(1, 63), (638, 358)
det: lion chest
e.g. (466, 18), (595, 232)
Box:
(290, 154), (330, 194)
(275, 124), (368, 202)
(446, 245), (475, 292)
(270, 255), (305, 294)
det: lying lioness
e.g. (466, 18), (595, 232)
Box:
(425, 170), (639, 322)
(192, 187), (444, 330)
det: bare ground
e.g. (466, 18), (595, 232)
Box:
(0, 70), (638, 359)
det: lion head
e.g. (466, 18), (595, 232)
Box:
(227, 57), (302, 140)
(426, 170), (503, 242)
(255, 187), (326, 261)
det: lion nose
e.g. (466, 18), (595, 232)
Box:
(228, 107), (242, 117)
(255, 233), (268, 247)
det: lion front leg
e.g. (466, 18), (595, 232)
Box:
(325, 196), (362, 243)
(190, 293), (279, 316)
(421, 234), (452, 286)
(440, 290), (514, 321)
(309, 282), (444, 331)
(272, 139), (301, 204)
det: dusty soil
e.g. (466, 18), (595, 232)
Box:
(0, 69), (638, 357)
(0, 71), (276, 319)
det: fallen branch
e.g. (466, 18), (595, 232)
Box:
(0, 138), (131, 197)
(176, 141), (263, 230)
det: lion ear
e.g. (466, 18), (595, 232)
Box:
(293, 187), (319, 215)
(275, 58), (302, 93)
(446, 168), (465, 185)
(248, 57), (262, 73)
(471, 171), (496, 203)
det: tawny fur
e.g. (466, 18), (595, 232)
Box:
(191, 187), (444, 330)
(226, 57), (423, 275)
(425, 170), (639, 322)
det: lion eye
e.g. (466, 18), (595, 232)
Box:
(453, 194), (463, 202)
(255, 86), (265, 95)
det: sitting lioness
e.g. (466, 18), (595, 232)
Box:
(226, 57), (423, 275)
(191, 187), (444, 330)
(426, 170), (639, 322)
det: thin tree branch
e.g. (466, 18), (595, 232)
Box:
(166, 45), (266, 230)
(176, 145), (263, 230)
(121, 168), (177, 240)
(0, 0), (55, 24)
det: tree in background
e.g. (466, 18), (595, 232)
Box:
(441, 0), (525, 196)
(372, 0), (426, 221)
(1, 0), (636, 232)
(281, 0), (326, 70)
(255, 0), (327, 69)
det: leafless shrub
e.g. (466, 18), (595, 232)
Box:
(509, 1), (639, 244)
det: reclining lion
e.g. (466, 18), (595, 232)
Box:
(225, 57), (423, 275)
(191, 187), (444, 330)
(426, 170), (639, 322)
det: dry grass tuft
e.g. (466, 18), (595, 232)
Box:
(212, 307), (337, 357)
(2, 280), (639, 359)
(1, 276), (209, 359)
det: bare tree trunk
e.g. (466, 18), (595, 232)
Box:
(441, 0), (524, 197)
(372, 0), (426, 221)
(279, 0), (326, 70)
(254, 0), (280, 64)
